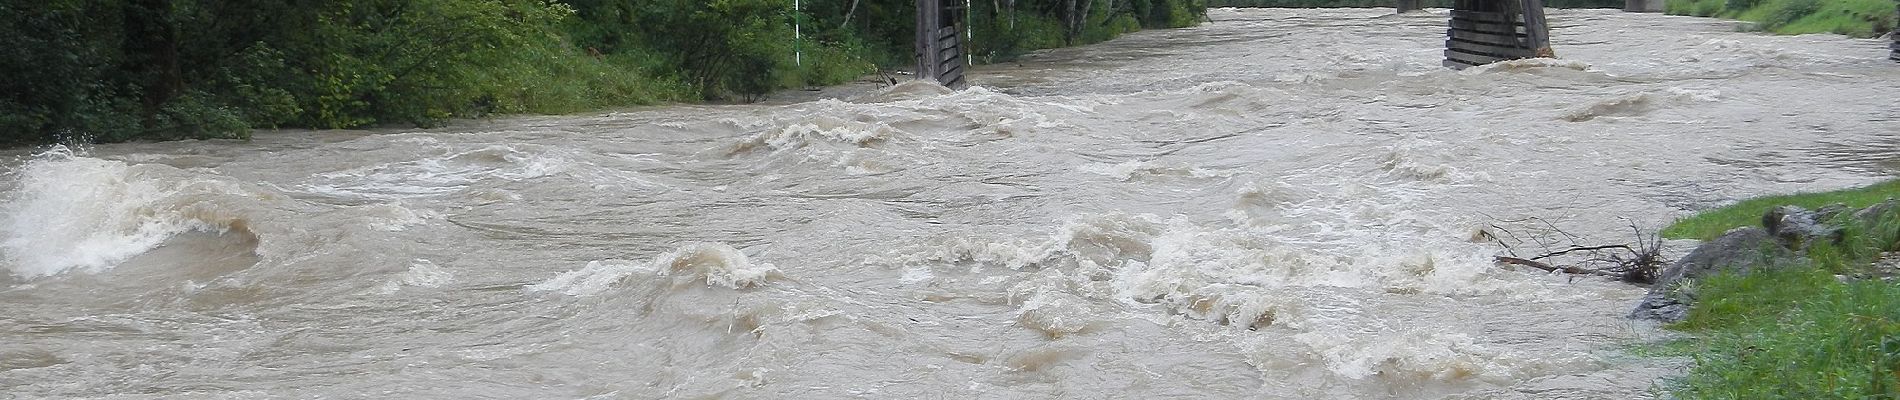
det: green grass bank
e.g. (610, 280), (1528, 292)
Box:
(1654, 182), (1900, 398)
(1662, 179), (1900, 240)
(1665, 0), (1896, 37)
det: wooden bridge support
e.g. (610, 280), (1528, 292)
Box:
(915, 0), (969, 89)
(1444, 0), (1553, 69)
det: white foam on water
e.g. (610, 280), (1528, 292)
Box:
(530, 242), (780, 296)
(362, 202), (436, 232)
(374, 259), (455, 294)
(299, 145), (572, 200)
(847, 79), (956, 103)
(1081, 160), (1241, 181)
(1460, 58), (1595, 75)
(0, 146), (252, 278)
(885, 203), (1544, 384)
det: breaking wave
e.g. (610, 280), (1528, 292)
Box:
(1, 147), (260, 278)
(529, 242), (781, 296)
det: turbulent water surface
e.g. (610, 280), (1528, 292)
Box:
(4, 8), (1898, 399)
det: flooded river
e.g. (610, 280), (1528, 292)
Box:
(3, 7), (1897, 399)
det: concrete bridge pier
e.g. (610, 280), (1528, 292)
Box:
(1444, 0), (1554, 68)
(915, 0), (969, 89)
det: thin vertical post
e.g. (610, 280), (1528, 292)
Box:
(1518, 0), (1553, 58)
(916, 0), (940, 81)
(794, 0), (802, 66)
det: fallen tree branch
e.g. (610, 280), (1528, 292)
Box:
(1528, 244), (1634, 261)
(1495, 256), (1623, 277)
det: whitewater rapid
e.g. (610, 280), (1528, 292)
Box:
(3, 8), (1897, 399)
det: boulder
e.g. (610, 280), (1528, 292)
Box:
(1762, 203), (1844, 249)
(1629, 226), (1790, 322)
(1852, 199), (1898, 227)
(1631, 201), (1898, 322)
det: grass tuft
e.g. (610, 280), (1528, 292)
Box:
(1659, 180), (1900, 399)
(1671, 273), (1900, 398)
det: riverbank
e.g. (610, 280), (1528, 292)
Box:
(1665, 0), (1895, 37)
(1649, 181), (1900, 398)
(0, 0), (1204, 147)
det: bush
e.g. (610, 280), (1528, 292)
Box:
(1725, 0), (1763, 12)
(1764, 0), (1824, 27)
(1695, 0), (1727, 16)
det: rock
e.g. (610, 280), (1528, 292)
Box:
(1630, 200), (1900, 322)
(1629, 226), (1791, 322)
(1762, 204), (1843, 249)
(1852, 199), (1898, 227)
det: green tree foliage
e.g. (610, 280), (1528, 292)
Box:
(0, 0), (1208, 145)
(566, 0), (800, 100)
(0, 0), (677, 144)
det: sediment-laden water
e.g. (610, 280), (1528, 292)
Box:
(3, 8), (1897, 399)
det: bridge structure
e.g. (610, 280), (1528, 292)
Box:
(913, 1), (1899, 87)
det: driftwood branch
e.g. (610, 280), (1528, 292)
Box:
(1483, 217), (1667, 285)
(1528, 244), (1633, 260)
(1495, 256), (1622, 277)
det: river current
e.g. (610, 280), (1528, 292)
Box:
(3, 7), (1897, 399)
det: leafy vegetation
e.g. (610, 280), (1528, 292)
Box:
(1658, 182), (1900, 399)
(1665, 0), (1894, 37)
(1661, 179), (1900, 240)
(1, 0), (1206, 145)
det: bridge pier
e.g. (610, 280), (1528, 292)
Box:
(915, 0), (969, 89)
(1444, 0), (1553, 69)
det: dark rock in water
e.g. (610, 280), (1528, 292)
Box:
(1629, 227), (1791, 322)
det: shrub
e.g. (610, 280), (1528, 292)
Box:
(1764, 0), (1824, 28)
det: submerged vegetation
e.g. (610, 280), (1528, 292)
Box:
(1665, 0), (1895, 37)
(0, 0), (1206, 145)
(1658, 182), (1900, 398)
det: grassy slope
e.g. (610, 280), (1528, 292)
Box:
(1665, 0), (1896, 37)
(1655, 182), (1900, 398)
(1671, 268), (1900, 398)
(1661, 179), (1900, 240)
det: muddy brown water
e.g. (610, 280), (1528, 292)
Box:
(3, 8), (1897, 399)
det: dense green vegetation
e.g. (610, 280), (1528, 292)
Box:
(0, 0), (1204, 145)
(1665, 0), (1895, 37)
(1205, 0), (1622, 8)
(1655, 183), (1900, 398)
(1661, 179), (1900, 240)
